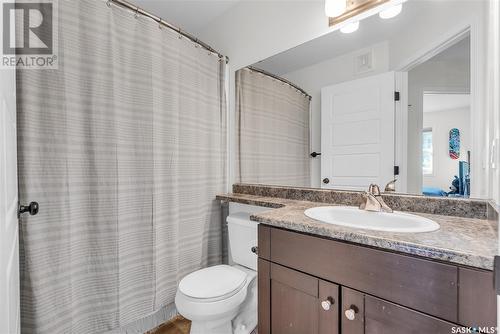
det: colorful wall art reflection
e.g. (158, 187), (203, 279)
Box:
(449, 128), (460, 160)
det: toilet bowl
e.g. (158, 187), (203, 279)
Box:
(175, 210), (259, 334)
(175, 265), (256, 334)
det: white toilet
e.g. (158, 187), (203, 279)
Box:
(175, 211), (259, 334)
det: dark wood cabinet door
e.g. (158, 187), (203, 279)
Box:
(458, 268), (497, 328)
(341, 287), (364, 334)
(269, 263), (339, 334)
(364, 295), (456, 334)
(258, 259), (271, 334)
(319, 280), (340, 334)
(271, 279), (319, 334)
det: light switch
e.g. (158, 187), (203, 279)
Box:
(491, 138), (499, 169)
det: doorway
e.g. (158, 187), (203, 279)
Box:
(421, 93), (471, 197)
(405, 34), (471, 197)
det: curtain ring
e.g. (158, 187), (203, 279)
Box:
(158, 19), (162, 29)
(134, 8), (139, 19)
(106, 0), (111, 7)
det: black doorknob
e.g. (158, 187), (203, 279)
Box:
(18, 202), (39, 216)
(323, 178), (330, 184)
(310, 152), (322, 158)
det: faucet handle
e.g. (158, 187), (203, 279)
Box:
(384, 179), (397, 192)
(368, 184), (381, 196)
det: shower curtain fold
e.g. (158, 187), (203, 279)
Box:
(16, 1), (226, 333)
(236, 68), (311, 187)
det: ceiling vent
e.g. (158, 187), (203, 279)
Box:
(355, 50), (373, 74)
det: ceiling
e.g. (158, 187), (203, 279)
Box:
(429, 36), (470, 62)
(254, 1), (430, 75)
(423, 94), (470, 113)
(131, 0), (471, 75)
(132, 0), (241, 35)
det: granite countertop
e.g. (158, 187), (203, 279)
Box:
(217, 193), (498, 270)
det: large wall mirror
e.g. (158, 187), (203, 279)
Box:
(235, 0), (483, 198)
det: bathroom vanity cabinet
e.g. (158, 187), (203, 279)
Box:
(257, 225), (496, 334)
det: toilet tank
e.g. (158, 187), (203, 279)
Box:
(227, 212), (259, 271)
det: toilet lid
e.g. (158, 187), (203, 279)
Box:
(179, 265), (247, 300)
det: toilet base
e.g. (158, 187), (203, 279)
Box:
(232, 275), (257, 334)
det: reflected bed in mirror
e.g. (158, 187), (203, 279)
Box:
(236, 0), (482, 199)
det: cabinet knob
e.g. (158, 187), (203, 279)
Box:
(321, 297), (334, 311)
(344, 308), (357, 321)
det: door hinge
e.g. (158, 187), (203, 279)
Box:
(495, 256), (500, 295)
(394, 166), (400, 176)
(394, 91), (400, 101)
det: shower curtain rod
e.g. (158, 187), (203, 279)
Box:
(107, 0), (229, 64)
(247, 66), (312, 100)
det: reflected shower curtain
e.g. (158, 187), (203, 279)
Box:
(236, 68), (310, 187)
(17, 1), (226, 333)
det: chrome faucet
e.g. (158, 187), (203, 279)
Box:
(359, 184), (393, 213)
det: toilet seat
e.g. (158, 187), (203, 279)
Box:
(178, 265), (247, 302)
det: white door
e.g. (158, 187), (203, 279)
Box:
(0, 66), (20, 333)
(321, 72), (396, 190)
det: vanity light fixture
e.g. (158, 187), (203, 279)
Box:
(325, 0), (347, 18)
(327, 0), (406, 27)
(340, 21), (360, 33)
(379, 3), (403, 19)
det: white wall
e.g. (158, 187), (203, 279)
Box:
(282, 42), (390, 187)
(485, 1), (500, 324)
(199, 1), (333, 71)
(389, 1), (484, 69)
(485, 0), (500, 206)
(422, 107), (471, 192)
(0, 52), (19, 334)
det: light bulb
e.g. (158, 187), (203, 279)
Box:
(379, 3), (403, 19)
(340, 21), (359, 34)
(325, 0), (346, 17)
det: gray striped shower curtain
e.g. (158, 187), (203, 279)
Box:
(16, 1), (226, 333)
(236, 68), (311, 187)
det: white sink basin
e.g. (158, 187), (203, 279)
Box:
(304, 206), (440, 233)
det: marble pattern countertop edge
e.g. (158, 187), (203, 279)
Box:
(217, 193), (498, 271)
(231, 183), (492, 220)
